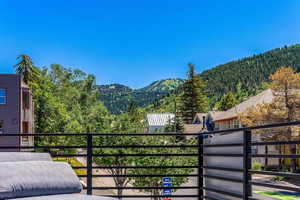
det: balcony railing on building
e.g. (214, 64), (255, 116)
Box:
(1, 121), (300, 200)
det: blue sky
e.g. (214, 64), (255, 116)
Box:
(1, 1), (300, 88)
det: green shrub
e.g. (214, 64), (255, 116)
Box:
(252, 162), (262, 171)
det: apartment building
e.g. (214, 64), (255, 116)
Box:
(0, 74), (34, 151)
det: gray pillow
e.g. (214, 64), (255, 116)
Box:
(0, 153), (52, 162)
(0, 161), (82, 199)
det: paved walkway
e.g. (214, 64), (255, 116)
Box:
(76, 157), (147, 200)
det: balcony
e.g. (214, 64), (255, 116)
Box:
(1, 121), (300, 200)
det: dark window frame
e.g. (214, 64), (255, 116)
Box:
(0, 89), (7, 105)
(0, 120), (3, 134)
(22, 90), (30, 109)
(22, 121), (29, 134)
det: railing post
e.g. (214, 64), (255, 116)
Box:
(243, 130), (251, 200)
(198, 133), (203, 200)
(87, 133), (93, 195)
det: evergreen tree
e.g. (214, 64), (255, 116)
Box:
(180, 63), (208, 124)
(235, 82), (249, 103)
(164, 116), (185, 133)
(216, 92), (237, 111)
(14, 54), (40, 84)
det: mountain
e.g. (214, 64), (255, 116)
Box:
(100, 44), (300, 114)
(98, 79), (184, 114)
(98, 84), (132, 94)
(147, 44), (300, 112)
(138, 79), (184, 93)
(200, 44), (300, 102)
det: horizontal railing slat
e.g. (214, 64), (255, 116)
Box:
(203, 174), (243, 183)
(78, 174), (199, 178)
(92, 153), (198, 157)
(249, 170), (300, 177)
(203, 165), (243, 172)
(88, 186), (198, 190)
(252, 140), (300, 146)
(203, 186), (243, 198)
(250, 181), (300, 192)
(99, 194), (199, 198)
(73, 165), (198, 169)
(251, 154), (300, 158)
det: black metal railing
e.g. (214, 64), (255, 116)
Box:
(201, 121), (300, 200)
(0, 121), (300, 200)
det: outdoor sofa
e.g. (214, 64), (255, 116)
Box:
(0, 152), (114, 200)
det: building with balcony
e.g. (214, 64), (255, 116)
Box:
(0, 74), (34, 151)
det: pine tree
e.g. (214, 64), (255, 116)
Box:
(180, 63), (208, 124)
(14, 54), (40, 84)
(164, 116), (185, 133)
(216, 92), (237, 111)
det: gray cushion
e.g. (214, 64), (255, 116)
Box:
(11, 194), (115, 200)
(0, 161), (82, 199)
(0, 153), (52, 162)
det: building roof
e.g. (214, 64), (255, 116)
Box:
(184, 124), (203, 139)
(184, 124), (203, 133)
(213, 89), (274, 122)
(207, 111), (226, 119)
(0, 74), (20, 77)
(146, 113), (175, 126)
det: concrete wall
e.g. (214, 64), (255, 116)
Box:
(0, 75), (21, 151)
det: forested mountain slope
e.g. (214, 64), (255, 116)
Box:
(200, 44), (300, 99)
(100, 44), (300, 114)
(98, 79), (184, 114)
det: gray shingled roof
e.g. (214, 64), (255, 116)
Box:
(213, 89), (274, 121)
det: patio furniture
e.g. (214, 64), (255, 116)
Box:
(0, 153), (114, 200)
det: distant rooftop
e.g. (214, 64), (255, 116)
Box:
(213, 89), (274, 121)
(146, 113), (175, 126)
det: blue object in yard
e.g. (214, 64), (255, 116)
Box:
(163, 183), (172, 187)
(163, 188), (172, 196)
(162, 177), (173, 196)
(162, 177), (172, 183)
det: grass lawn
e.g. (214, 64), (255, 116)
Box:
(255, 191), (300, 200)
(53, 157), (87, 176)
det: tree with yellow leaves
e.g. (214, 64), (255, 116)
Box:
(239, 66), (300, 171)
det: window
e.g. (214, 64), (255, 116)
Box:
(226, 121), (230, 129)
(22, 121), (29, 143)
(0, 89), (6, 104)
(215, 123), (220, 130)
(22, 91), (30, 109)
(0, 121), (3, 133)
(22, 121), (29, 133)
(233, 119), (240, 128)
